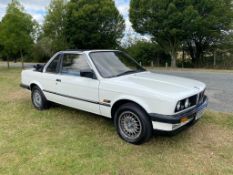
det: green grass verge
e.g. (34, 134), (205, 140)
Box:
(0, 68), (233, 175)
(146, 67), (233, 73)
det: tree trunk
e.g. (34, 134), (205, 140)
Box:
(157, 54), (160, 67)
(187, 41), (204, 67)
(20, 50), (24, 69)
(193, 52), (201, 67)
(182, 48), (185, 68)
(170, 50), (177, 68)
(7, 56), (10, 69)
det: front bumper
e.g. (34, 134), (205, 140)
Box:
(20, 83), (30, 90)
(149, 96), (208, 131)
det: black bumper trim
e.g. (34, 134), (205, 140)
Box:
(20, 83), (30, 90)
(149, 96), (208, 124)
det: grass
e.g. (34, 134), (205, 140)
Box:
(146, 67), (233, 73)
(0, 68), (233, 175)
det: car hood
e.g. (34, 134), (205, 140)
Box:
(106, 71), (206, 100)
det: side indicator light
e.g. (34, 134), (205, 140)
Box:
(103, 99), (111, 103)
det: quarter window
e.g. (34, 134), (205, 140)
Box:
(46, 55), (61, 73)
(61, 54), (90, 76)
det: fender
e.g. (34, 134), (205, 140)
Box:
(111, 95), (151, 114)
(29, 80), (44, 91)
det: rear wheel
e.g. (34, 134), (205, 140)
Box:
(114, 103), (152, 144)
(31, 86), (50, 110)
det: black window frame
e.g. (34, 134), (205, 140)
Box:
(45, 53), (62, 74)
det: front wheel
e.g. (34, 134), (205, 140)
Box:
(31, 86), (50, 110)
(114, 103), (152, 145)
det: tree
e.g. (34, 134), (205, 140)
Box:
(218, 32), (233, 54)
(126, 41), (169, 66)
(130, 0), (188, 67)
(0, 0), (37, 68)
(0, 21), (5, 65)
(43, 0), (68, 52)
(65, 0), (125, 49)
(183, 0), (233, 66)
(32, 37), (54, 62)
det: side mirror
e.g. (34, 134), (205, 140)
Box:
(33, 64), (44, 72)
(80, 69), (96, 79)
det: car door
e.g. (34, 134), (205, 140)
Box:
(55, 53), (100, 115)
(41, 53), (62, 102)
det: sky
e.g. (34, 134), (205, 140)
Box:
(0, 0), (49, 24)
(0, 0), (147, 43)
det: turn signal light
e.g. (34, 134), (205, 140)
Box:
(180, 117), (188, 123)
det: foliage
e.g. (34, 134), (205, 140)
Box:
(126, 41), (170, 66)
(130, 0), (188, 67)
(65, 0), (125, 49)
(129, 0), (233, 67)
(31, 37), (54, 62)
(1, 0), (233, 67)
(217, 32), (233, 54)
(0, 0), (37, 65)
(183, 0), (233, 66)
(43, 0), (68, 53)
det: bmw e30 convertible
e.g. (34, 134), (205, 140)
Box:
(21, 50), (208, 144)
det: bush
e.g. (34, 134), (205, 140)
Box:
(126, 41), (170, 66)
(31, 37), (53, 63)
(177, 59), (194, 68)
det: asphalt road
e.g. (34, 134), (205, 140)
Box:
(152, 69), (233, 113)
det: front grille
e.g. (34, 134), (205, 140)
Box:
(197, 90), (205, 104)
(189, 95), (198, 106)
(174, 90), (206, 113)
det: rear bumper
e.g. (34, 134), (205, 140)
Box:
(149, 96), (208, 131)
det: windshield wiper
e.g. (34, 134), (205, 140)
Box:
(115, 69), (144, 77)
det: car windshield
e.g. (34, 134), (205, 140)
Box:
(89, 51), (145, 78)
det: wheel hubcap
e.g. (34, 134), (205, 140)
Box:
(33, 90), (42, 107)
(119, 111), (142, 140)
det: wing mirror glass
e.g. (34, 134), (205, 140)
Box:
(33, 64), (44, 72)
(80, 69), (96, 79)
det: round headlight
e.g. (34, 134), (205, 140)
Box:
(176, 101), (181, 110)
(185, 99), (190, 108)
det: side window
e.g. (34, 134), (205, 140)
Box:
(61, 54), (90, 76)
(46, 55), (60, 73)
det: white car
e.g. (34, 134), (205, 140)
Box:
(21, 50), (208, 144)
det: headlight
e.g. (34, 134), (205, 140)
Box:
(176, 101), (181, 111)
(175, 99), (186, 112)
(185, 99), (190, 108)
(175, 95), (197, 112)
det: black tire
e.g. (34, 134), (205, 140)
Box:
(31, 86), (50, 110)
(114, 103), (153, 145)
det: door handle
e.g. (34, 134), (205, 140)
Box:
(56, 79), (61, 82)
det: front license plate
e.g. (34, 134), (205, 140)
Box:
(195, 110), (204, 120)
